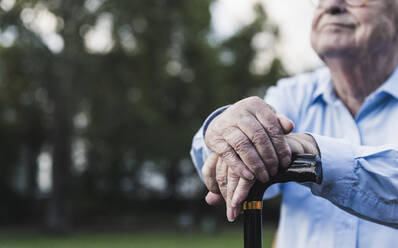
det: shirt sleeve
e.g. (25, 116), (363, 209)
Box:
(308, 133), (398, 228)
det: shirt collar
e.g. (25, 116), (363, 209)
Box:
(372, 65), (398, 100)
(311, 65), (398, 104)
(311, 67), (335, 104)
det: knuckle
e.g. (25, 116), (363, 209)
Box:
(260, 136), (273, 147)
(245, 96), (257, 102)
(228, 164), (242, 176)
(205, 125), (220, 139)
(234, 138), (252, 154)
(242, 96), (263, 107)
(265, 125), (282, 137)
(208, 184), (220, 194)
(228, 170), (239, 180)
(272, 139), (287, 152)
(216, 175), (227, 186)
(251, 129), (267, 146)
(233, 100), (246, 110)
(249, 96), (262, 103)
(224, 126), (240, 139)
(245, 156), (263, 171)
(221, 149), (236, 162)
(278, 147), (291, 158)
(237, 168), (246, 178)
(266, 103), (276, 113)
(249, 166), (263, 176)
(205, 137), (220, 150)
(227, 185), (235, 195)
(205, 176), (217, 188)
(239, 114), (253, 126)
(205, 179), (218, 193)
(240, 179), (255, 189)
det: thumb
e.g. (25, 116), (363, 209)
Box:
(277, 114), (294, 134)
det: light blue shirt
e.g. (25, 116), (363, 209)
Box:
(190, 67), (398, 248)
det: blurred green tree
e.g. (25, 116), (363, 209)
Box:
(0, 0), (286, 232)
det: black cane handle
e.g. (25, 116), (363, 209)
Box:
(246, 153), (322, 201)
(243, 153), (322, 248)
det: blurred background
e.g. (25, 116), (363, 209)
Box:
(0, 0), (321, 247)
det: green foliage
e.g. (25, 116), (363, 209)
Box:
(0, 0), (287, 227)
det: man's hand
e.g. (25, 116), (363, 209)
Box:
(202, 153), (254, 221)
(202, 133), (320, 222)
(205, 97), (294, 183)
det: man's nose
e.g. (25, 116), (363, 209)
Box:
(318, 0), (347, 14)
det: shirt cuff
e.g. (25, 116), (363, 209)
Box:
(306, 134), (357, 200)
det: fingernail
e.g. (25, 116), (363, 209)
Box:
(243, 170), (254, 180)
(232, 208), (237, 221)
(282, 157), (291, 167)
(227, 208), (234, 222)
(231, 208), (237, 222)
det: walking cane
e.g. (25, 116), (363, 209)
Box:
(243, 154), (322, 248)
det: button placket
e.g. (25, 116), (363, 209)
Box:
(335, 101), (362, 145)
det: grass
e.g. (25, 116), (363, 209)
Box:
(0, 228), (276, 248)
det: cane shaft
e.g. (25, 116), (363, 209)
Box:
(244, 208), (262, 248)
(243, 154), (322, 248)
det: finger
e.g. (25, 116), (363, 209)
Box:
(202, 153), (220, 193)
(232, 204), (243, 221)
(286, 135), (305, 154)
(234, 113), (275, 180)
(300, 134), (320, 155)
(231, 177), (255, 209)
(208, 138), (255, 181)
(287, 134), (320, 155)
(223, 126), (269, 182)
(253, 106), (292, 168)
(205, 192), (224, 205)
(238, 113), (280, 176)
(277, 114), (294, 134)
(227, 167), (240, 222)
(216, 158), (228, 202)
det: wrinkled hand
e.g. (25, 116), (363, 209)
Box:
(203, 153), (255, 221)
(205, 97), (295, 184)
(202, 133), (320, 222)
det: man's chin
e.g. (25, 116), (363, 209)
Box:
(314, 45), (358, 60)
(312, 34), (357, 58)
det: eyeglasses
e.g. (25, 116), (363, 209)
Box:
(311, 0), (368, 7)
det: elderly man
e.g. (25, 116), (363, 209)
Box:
(191, 0), (398, 247)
